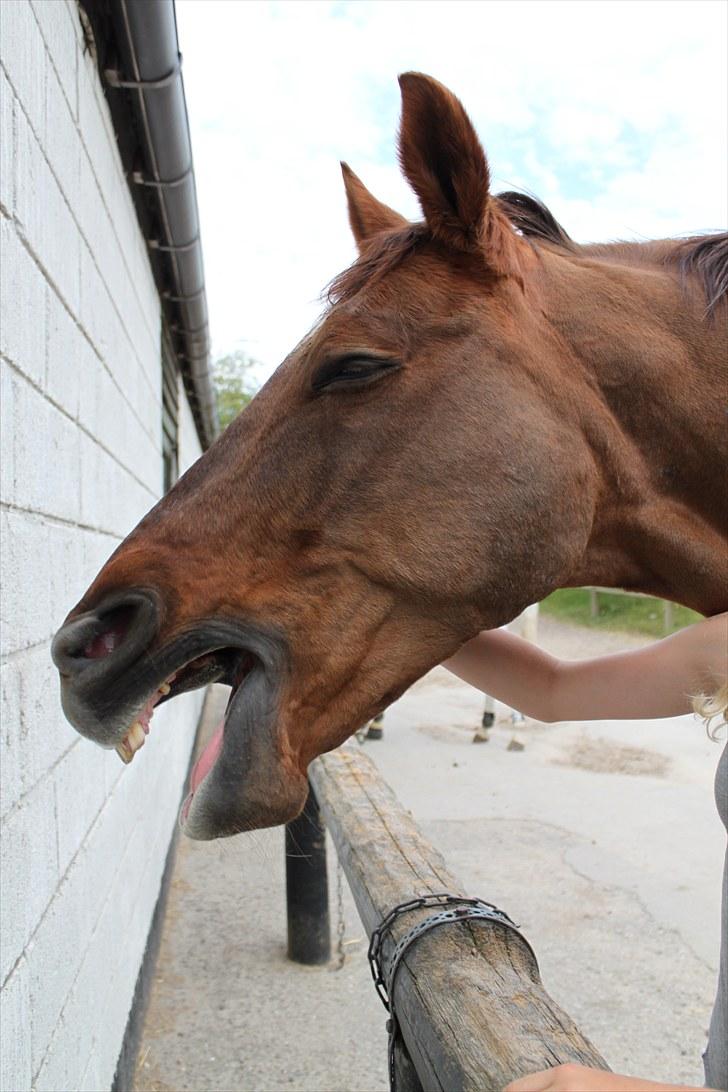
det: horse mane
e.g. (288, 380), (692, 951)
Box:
(497, 190), (727, 317)
(327, 191), (728, 316)
(674, 233), (728, 315)
(496, 191), (576, 250)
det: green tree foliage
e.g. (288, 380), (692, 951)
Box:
(212, 350), (261, 430)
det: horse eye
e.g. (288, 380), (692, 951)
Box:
(311, 355), (399, 393)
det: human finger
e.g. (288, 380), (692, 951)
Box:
(503, 1068), (555, 1092)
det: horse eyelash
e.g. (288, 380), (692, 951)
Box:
(311, 355), (400, 393)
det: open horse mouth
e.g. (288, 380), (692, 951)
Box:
(51, 592), (300, 838)
(111, 646), (255, 765)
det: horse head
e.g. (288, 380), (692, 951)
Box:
(51, 74), (726, 838)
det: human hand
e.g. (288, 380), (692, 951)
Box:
(503, 1062), (712, 1092)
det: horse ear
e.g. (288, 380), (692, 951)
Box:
(341, 162), (408, 252)
(397, 73), (496, 257)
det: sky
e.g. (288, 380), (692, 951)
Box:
(175, 0), (727, 382)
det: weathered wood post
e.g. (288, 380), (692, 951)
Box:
(285, 783), (331, 964)
(309, 745), (608, 1091)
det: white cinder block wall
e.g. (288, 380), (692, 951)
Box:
(0, 3), (206, 1089)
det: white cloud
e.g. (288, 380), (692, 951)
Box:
(176, 0), (727, 379)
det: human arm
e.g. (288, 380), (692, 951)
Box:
(443, 613), (727, 722)
(503, 1062), (718, 1091)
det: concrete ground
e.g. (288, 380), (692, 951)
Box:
(133, 618), (725, 1092)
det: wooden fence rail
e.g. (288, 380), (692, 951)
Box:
(293, 745), (608, 1092)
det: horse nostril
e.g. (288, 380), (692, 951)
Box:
(52, 592), (160, 678)
(81, 605), (136, 661)
(84, 632), (118, 659)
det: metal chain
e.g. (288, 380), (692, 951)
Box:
(367, 893), (538, 1091)
(334, 856), (347, 970)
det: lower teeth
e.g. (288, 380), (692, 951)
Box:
(115, 680), (173, 764)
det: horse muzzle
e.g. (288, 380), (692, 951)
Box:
(52, 601), (303, 836)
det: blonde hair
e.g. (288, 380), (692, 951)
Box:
(693, 682), (728, 740)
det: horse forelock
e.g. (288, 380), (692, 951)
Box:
(324, 224), (428, 306)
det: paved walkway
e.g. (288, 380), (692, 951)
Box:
(133, 618), (724, 1091)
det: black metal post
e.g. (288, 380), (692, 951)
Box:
(285, 782), (331, 964)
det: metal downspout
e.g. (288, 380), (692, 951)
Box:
(106, 0), (218, 447)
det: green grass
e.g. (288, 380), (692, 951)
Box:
(541, 588), (702, 638)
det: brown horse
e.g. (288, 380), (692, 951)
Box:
(52, 73), (727, 840)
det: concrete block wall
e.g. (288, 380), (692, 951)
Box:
(1, 3), (205, 1088)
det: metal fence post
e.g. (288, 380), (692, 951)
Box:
(285, 781), (331, 964)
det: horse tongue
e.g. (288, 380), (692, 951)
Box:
(182, 719), (225, 821)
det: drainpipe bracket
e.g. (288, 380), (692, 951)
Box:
(104, 54), (182, 91)
(132, 166), (193, 190)
(148, 234), (200, 254)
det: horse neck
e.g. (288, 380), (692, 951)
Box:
(539, 249), (727, 615)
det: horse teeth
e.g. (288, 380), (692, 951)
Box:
(129, 722), (146, 750)
(116, 738), (133, 764)
(159, 682), (171, 696)
(116, 723), (146, 764)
